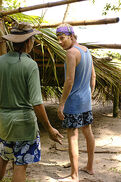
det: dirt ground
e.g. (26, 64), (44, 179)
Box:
(5, 101), (121, 182)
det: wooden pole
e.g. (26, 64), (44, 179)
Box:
(85, 43), (121, 49)
(62, 4), (70, 22)
(34, 17), (120, 28)
(113, 86), (119, 117)
(0, 0), (87, 16)
(0, 0), (6, 55)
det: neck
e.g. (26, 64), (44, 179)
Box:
(68, 40), (78, 49)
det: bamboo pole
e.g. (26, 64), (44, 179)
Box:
(62, 4), (70, 22)
(85, 43), (121, 49)
(34, 17), (119, 28)
(0, 0), (87, 16)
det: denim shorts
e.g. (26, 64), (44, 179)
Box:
(0, 133), (41, 165)
(62, 111), (93, 128)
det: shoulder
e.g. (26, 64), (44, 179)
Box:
(22, 55), (38, 72)
(24, 54), (37, 65)
(66, 46), (79, 58)
(0, 53), (8, 59)
(66, 48), (76, 62)
(76, 44), (88, 52)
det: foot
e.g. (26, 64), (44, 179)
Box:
(57, 176), (79, 182)
(80, 167), (94, 175)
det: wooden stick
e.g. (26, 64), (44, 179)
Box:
(85, 43), (121, 49)
(34, 17), (119, 28)
(0, 0), (87, 16)
(51, 145), (121, 154)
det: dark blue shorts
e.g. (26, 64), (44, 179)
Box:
(62, 111), (93, 128)
(0, 133), (41, 165)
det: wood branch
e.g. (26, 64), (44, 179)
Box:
(85, 43), (121, 49)
(50, 145), (121, 154)
(0, 0), (87, 16)
(62, 4), (70, 22)
(34, 17), (120, 28)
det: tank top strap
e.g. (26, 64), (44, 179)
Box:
(73, 45), (88, 54)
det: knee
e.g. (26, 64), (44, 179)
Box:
(82, 125), (94, 137)
(82, 125), (90, 134)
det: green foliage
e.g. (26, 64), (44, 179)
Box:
(107, 51), (121, 60)
(102, 0), (121, 15)
(90, 50), (121, 102)
(42, 86), (62, 100)
(10, 13), (44, 25)
(91, 0), (95, 4)
(1, 178), (11, 182)
(3, 0), (25, 9)
(91, 0), (121, 15)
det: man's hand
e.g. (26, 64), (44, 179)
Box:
(48, 127), (63, 145)
(57, 103), (65, 120)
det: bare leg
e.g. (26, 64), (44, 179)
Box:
(60, 128), (79, 182)
(58, 128), (79, 182)
(12, 164), (27, 182)
(0, 156), (8, 180)
(81, 124), (95, 174)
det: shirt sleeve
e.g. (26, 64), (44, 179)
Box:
(27, 64), (43, 106)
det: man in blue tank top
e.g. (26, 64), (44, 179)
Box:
(56, 23), (96, 182)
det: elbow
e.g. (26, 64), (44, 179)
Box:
(92, 74), (96, 80)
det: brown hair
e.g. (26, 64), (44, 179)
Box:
(13, 41), (27, 53)
(13, 36), (33, 53)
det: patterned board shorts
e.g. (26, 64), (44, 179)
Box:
(0, 133), (41, 165)
(62, 111), (93, 128)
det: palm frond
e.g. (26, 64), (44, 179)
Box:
(2, 14), (121, 102)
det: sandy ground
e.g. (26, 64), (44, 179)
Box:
(4, 101), (121, 182)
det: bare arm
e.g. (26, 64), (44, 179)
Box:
(90, 60), (96, 94)
(33, 104), (63, 144)
(58, 49), (76, 120)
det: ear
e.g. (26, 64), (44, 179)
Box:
(70, 35), (73, 40)
(27, 38), (31, 45)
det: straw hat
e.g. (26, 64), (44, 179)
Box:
(2, 22), (41, 43)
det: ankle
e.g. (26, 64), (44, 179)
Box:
(71, 174), (79, 180)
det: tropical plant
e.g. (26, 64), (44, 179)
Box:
(102, 0), (121, 15)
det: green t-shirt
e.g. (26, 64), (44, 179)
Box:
(0, 51), (43, 141)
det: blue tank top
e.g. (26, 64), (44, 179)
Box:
(63, 46), (92, 114)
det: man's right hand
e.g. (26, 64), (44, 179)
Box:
(57, 103), (65, 120)
(33, 104), (63, 144)
(48, 127), (63, 145)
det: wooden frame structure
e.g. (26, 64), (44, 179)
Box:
(0, 0), (120, 117)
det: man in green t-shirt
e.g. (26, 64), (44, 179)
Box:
(0, 22), (63, 182)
